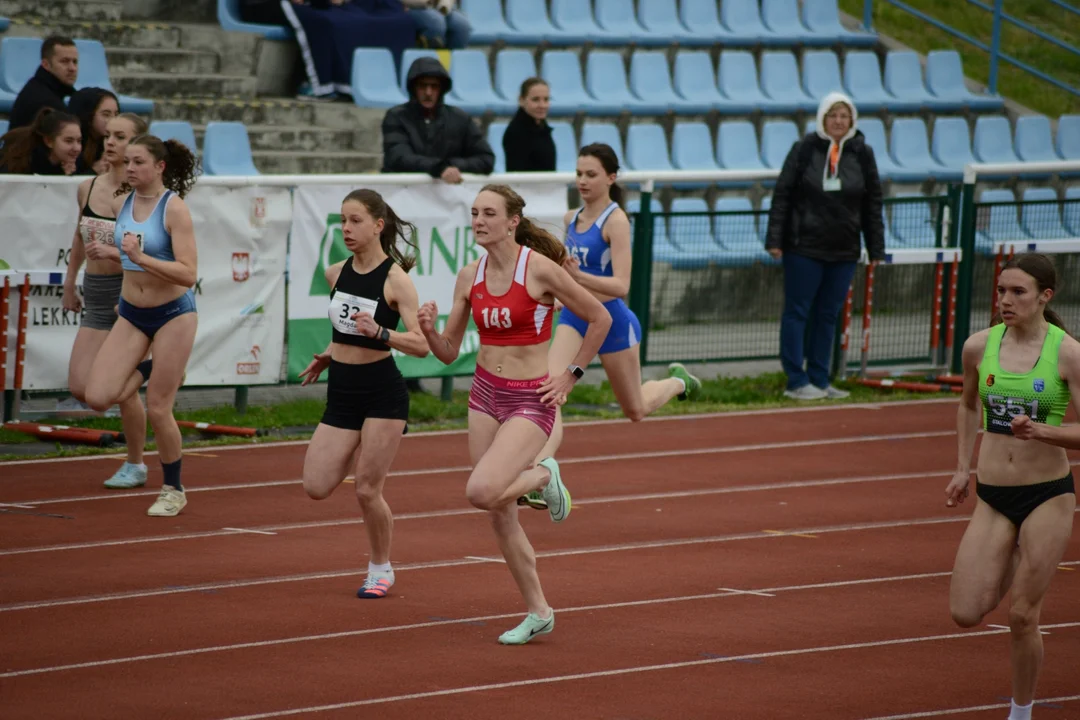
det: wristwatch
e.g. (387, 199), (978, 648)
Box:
(379, 327), (391, 343)
(567, 364), (584, 380)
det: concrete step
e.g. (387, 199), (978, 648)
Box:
(113, 71), (258, 100)
(149, 97), (320, 126)
(194, 124), (362, 153)
(106, 47), (220, 75)
(122, 0), (216, 22)
(252, 150), (382, 175)
(0, 0), (123, 21)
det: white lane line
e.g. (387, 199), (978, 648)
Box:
(861, 695), (1080, 719)
(463, 556), (504, 563)
(209, 624), (1080, 719)
(0, 397), (960, 467)
(718, 587), (776, 597)
(223, 528), (277, 536)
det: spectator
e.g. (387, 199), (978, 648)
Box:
(403, 0), (471, 49)
(0, 107), (83, 175)
(9, 35), (79, 131)
(68, 87), (119, 175)
(381, 56), (494, 183)
(764, 90), (885, 401)
(502, 77), (554, 172)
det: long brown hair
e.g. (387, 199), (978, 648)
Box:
(991, 252), (1068, 335)
(343, 188), (418, 273)
(578, 142), (625, 209)
(0, 107), (80, 174)
(480, 184), (567, 264)
(115, 134), (199, 198)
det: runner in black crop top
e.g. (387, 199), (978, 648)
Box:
(328, 256), (401, 351)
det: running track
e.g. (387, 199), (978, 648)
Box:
(1, 398), (1078, 719)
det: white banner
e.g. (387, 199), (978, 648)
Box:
(0, 181), (289, 390)
(286, 181), (567, 379)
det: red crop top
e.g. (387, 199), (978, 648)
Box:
(470, 246), (553, 347)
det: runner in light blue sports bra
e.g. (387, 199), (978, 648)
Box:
(519, 143), (704, 511)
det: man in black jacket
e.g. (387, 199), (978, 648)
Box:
(764, 90), (885, 401)
(381, 56), (494, 183)
(9, 35), (78, 131)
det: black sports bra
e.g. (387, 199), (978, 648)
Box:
(327, 257), (400, 350)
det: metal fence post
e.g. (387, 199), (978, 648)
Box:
(952, 181), (978, 374)
(989, 0), (1004, 94)
(627, 181), (655, 366)
(863, 0), (873, 30)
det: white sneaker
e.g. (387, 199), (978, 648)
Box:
(783, 384), (828, 401)
(822, 385), (850, 399)
(147, 487), (186, 517)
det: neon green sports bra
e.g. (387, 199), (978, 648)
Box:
(979, 323), (1070, 436)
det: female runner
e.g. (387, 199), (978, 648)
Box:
(298, 189), (429, 599)
(946, 253), (1078, 720)
(84, 135), (200, 518)
(418, 184), (611, 644)
(62, 112), (152, 490)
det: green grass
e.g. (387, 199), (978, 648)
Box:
(0, 371), (951, 461)
(840, 0), (1080, 117)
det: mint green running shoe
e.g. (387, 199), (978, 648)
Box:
(103, 462), (148, 489)
(538, 457), (570, 523)
(498, 611), (555, 645)
(667, 362), (702, 401)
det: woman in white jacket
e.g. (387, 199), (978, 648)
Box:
(403, 0), (472, 49)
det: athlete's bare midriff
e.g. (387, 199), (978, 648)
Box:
(477, 344), (550, 381)
(977, 432), (1070, 487)
(121, 271), (190, 308)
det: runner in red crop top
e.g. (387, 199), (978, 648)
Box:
(418, 184), (611, 646)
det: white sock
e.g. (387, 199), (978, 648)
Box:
(368, 561), (392, 575)
(1008, 699), (1033, 720)
(672, 377), (686, 394)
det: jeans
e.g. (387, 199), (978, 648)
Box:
(779, 253), (857, 391)
(409, 8), (471, 49)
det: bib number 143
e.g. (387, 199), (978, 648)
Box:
(482, 307), (512, 329)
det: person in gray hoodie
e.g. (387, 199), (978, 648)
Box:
(380, 56), (494, 183)
(764, 90), (885, 401)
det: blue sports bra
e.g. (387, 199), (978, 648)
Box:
(115, 190), (176, 272)
(565, 201), (619, 278)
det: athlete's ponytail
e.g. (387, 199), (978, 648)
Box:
(342, 188), (418, 273)
(115, 134), (200, 198)
(480, 183), (567, 265)
(990, 253), (1070, 335)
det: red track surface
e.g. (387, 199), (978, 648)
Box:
(2, 398), (1078, 719)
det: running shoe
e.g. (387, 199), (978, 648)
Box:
(103, 462), (147, 489)
(667, 362), (702, 401)
(147, 486), (186, 517)
(357, 570), (394, 599)
(517, 490), (547, 510)
(498, 611), (555, 645)
(538, 457), (570, 523)
(821, 384), (850, 399)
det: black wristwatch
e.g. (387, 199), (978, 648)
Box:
(379, 327), (391, 343)
(567, 364), (584, 380)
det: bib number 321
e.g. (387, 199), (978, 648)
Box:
(985, 393), (1039, 435)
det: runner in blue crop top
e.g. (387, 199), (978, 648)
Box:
(519, 143), (705, 511)
(84, 134), (201, 520)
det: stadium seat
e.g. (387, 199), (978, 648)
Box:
(716, 120), (767, 186)
(842, 51), (892, 114)
(1014, 115), (1061, 163)
(802, 50), (844, 103)
(929, 116), (974, 183)
(149, 120), (198, 152)
(1056, 114), (1080, 161)
(972, 116), (1022, 175)
(889, 193), (937, 247)
(977, 189), (1028, 253)
(201, 121), (259, 175)
(595, 0), (668, 46)
(858, 117), (904, 182)
(550, 121), (577, 172)
(487, 120), (508, 173)
(673, 51), (725, 109)
(459, 0), (514, 45)
(549, 0), (624, 46)
(801, 0), (877, 46)
(0, 118), (8, 136)
(672, 122), (718, 172)
(217, 0), (291, 40)
(678, 0), (738, 45)
(760, 0), (818, 45)
(446, 49), (513, 115)
(1063, 187), (1080, 237)
(714, 196), (772, 264)
(628, 197), (710, 270)
(493, 50), (536, 107)
(399, 49), (440, 95)
(580, 122), (624, 160)
(1021, 187), (1070, 239)
(0, 37), (42, 95)
(626, 124), (673, 178)
(0, 88), (14, 113)
(717, 51), (772, 114)
(504, 0), (587, 44)
(925, 50), (1004, 112)
(639, 0), (698, 45)
(760, 51), (816, 113)
(720, 0), (769, 47)
(350, 47), (407, 108)
(888, 117), (939, 183)
(669, 197), (712, 255)
(73, 39), (154, 114)
(632, 51), (705, 114)
(804, 118), (817, 135)
(882, 51), (936, 113)
(540, 51), (593, 116)
(760, 120), (800, 170)
(585, 51), (645, 115)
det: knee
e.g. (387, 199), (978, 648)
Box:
(624, 407), (646, 423)
(84, 387), (114, 413)
(353, 471), (385, 508)
(1009, 602), (1040, 635)
(951, 607), (984, 629)
(145, 399), (173, 426)
(303, 479), (332, 501)
(465, 481), (499, 512)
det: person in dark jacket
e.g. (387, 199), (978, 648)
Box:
(764, 90), (885, 401)
(0, 107), (83, 175)
(503, 77), (555, 172)
(9, 35), (78, 131)
(381, 56), (494, 183)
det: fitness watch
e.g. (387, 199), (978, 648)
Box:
(379, 327), (391, 343)
(567, 364), (584, 380)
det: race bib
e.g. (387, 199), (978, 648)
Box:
(329, 290), (379, 336)
(984, 393), (1039, 435)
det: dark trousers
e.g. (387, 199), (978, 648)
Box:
(779, 253), (857, 391)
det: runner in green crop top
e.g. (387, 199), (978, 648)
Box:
(945, 253), (1079, 720)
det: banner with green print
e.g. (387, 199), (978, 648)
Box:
(287, 181), (568, 381)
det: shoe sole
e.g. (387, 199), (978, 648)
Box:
(498, 618), (554, 645)
(517, 496), (548, 510)
(539, 459), (570, 523)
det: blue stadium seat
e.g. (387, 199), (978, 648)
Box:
(632, 51), (704, 114)
(73, 39), (154, 114)
(669, 197), (712, 254)
(720, 0), (768, 46)
(540, 51), (593, 116)
(487, 120), (507, 173)
(801, 0), (877, 46)
(504, 0), (586, 44)
(493, 50), (536, 107)
(804, 118), (817, 135)
(925, 50), (1004, 112)
(0, 36), (42, 95)
(350, 47), (408, 108)
(672, 122), (718, 172)
(761, 120), (800, 170)
(399, 49), (440, 95)
(842, 51), (892, 114)
(973, 116), (1021, 169)
(550, 121), (577, 172)
(447, 49), (514, 115)
(858, 117), (903, 182)
(760, 0), (818, 45)
(977, 189), (1028, 253)
(626, 124), (673, 175)
(1021, 188), (1070, 239)
(585, 51), (641, 115)
(716, 121), (767, 186)
(218, 0), (291, 40)
(1014, 115), (1061, 163)
(639, 0), (698, 45)
(201, 121), (259, 175)
(889, 193), (936, 247)
(678, 0), (738, 45)
(1056, 114), (1080, 161)
(888, 117), (938, 183)
(802, 50), (844, 103)
(149, 120), (197, 153)
(883, 51), (935, 113)
(595, 0), (663, 45)
(580, 122), (624, 160)
(1063, 187), (1080, 237)
(717, 51), (771, 114)
(673, 51), (725, 109)
(714, 196), (772, 264)
(628, 197), (710, 270)
(760, 51), (816, 113)
(0, 118), (9, 136)
(550, 0), (622, 47)
(459, 0), (514, 45)
(930, 116), (973, 183)
(0, 88), (14, 113)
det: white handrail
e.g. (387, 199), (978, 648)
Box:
(963, 160), (1080, 183)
